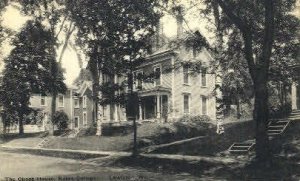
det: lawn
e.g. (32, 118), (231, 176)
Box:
(44, 121), (215, 152)
(151, 120), (256, 155)
(111, 120), (300, 180)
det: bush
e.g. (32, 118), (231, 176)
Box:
(178, 115), (212, 122)
(53, 111), (69, 131)
(269, 102), (292, 119)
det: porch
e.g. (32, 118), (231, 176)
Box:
(137, 86), (171, 121)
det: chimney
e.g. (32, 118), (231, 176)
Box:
(155, 19), (163, 49)
(173, 5), (184, 39)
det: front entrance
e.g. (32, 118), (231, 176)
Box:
(140, 95), (168, 120)
(74, 117), (79, 129)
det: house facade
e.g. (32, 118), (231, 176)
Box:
(134, 47), (216, 121)
(29, 82), (96, 130)
(29, 88), (75, 129)
(73, 81), (94, 129)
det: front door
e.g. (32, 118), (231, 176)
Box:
(74, 117), (79, 129)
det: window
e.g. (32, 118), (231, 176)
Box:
(74, 98), (79, 108)
(183, 94), (190, 114)
(41, 96), (46, 106)
(183, 65), (189, 84)
(201, 96), (207, 115)
(58, 95), (64, 107)
(136, 71), (143, 90)
(83, 96), (87, 108)
(154, 66), (161, 86)
(201, 68), (207, 87)
(83, 112), (87, 127)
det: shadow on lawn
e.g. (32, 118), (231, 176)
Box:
(112, 154), (300, 180)
(214, 155), (300, 180)
(0, 131), (47, 143)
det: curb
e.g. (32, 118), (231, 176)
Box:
(0, 145), (130, 160)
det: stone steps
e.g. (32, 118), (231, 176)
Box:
(229, 119), (290, 154)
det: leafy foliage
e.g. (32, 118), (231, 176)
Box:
(53, 110), (69, 131)
(0, 20), (56, 133)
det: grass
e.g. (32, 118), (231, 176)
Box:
(151, 119), (255, 155)
(111, 120), (300, 180)
(43, 121), (215, 152)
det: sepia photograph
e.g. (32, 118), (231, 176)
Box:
(0, 0), (299, 180)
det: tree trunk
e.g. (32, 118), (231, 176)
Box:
(236, 97), (241, 119)
(254, 75), (271, 163)
(18, 114), (24, 135)
(50, 92), (57, 135)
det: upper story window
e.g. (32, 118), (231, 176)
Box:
(183, 65), (189, 84)
(183, 94), (190, 114)
(41, 95), (46, 106)
(154, 66), (161, 86)
(83, 96), (87, 108)
(201, 68), (207, 87)
(135, 71), (143, 90)
(58, 95), (64, 107)
(74, 98), (79, 108)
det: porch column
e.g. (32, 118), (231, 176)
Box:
(292, 82), (297, 110)
(156, 95), (161, 118)
(139, 99), (142, 120)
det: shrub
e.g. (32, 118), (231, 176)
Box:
(269, 102), (292, 119)
(53, 110), (69, 131)
(178, 115), (212, 122)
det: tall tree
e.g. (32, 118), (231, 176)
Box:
(0, 20), (62, 134)
(195, 0), (298, 163)
(66, 0), (161, 155)
(18, 1), (68, 134)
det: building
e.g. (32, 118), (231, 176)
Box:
(73, 81), (94, 129)
(134, 43), (216, 121)
(95, 7), (217, 123)
(29, 82), (96, 130)
(29, 86), (76, 129)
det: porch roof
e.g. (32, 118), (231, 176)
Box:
(138, 86), (171, 97)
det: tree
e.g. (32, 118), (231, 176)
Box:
(18, 1), (68, 134)
(195, 0), (298, 163)
(0, 20), (58, 134)
(66, 0), (161, 155)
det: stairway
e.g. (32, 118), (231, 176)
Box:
(228, 140), (255, 153)
(267, 119), (290, 137)
(229, 118), (291, 154)
(288, 110), (300, 120)
(36, 137), (52, 148)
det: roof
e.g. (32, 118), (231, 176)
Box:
(75, 81), (93, 96)
(138, 86), (171, 97)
